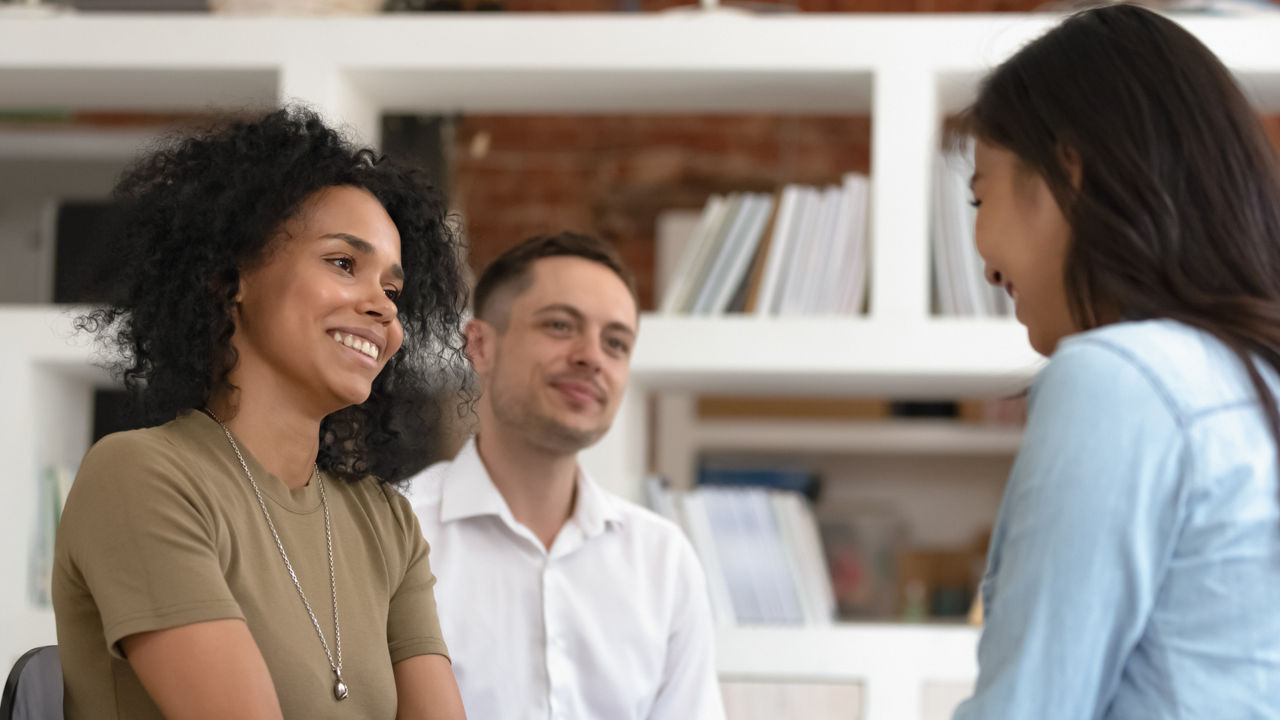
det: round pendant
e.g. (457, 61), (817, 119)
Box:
(334, 678), (349, 701)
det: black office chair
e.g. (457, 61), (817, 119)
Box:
(1, 646), (61, 720)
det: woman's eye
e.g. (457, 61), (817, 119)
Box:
(384, 288), (401, 304)
(969, 198), (983, 209)
(329, 257), (354, 273)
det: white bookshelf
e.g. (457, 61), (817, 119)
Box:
(4, 12), (1280, 719)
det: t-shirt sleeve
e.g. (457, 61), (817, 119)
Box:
(382, 486), (450, 664)
(61, 431), (244, 659)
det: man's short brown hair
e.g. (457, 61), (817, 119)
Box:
(472, 232), (638, 328)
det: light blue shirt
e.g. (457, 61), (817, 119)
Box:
(955, 319), (1280, 719)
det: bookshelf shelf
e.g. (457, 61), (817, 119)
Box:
(693, 418), (1022, 456)
(3, 12), (1277, 718)
(631, 315), (1041, 398)
(0, 127), (161, 161)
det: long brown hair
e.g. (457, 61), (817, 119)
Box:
(964, 4), (1280, 461)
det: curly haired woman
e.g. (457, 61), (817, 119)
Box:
(52, 107), (469, 720)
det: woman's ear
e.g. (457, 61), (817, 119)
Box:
(1059, 145), (1083, 189)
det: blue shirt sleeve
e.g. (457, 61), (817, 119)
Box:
(954, 338), (1190, 719)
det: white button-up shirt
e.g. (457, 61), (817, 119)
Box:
(405, 438), (725, 720)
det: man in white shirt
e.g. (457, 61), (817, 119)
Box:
(406, 232), (725, 720)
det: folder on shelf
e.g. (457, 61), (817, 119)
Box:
(754, 185), (804, 315)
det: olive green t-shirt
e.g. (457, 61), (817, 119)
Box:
(52, 410), (449, 719)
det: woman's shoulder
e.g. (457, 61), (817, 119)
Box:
(77, 412), (213, 490)
(334, 474), (418, 531)
(1049, 319), (1255, 415)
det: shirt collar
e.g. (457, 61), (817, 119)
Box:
(439, 437), (625, 540)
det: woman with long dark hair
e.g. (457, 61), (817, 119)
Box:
(955, 5), (1280, 717)
(53, 107), (469, 719)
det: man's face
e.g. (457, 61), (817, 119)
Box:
(471, 256), (638, 454)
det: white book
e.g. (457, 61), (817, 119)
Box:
(774, 491), (837, 624)
(725, 488), (785, 623)
(777, 187), (825, 315)
(691, 193), (757, 311)
(837, 173), (872, 316)
(679, 493), (738, 626)
(658, 195), (727, 314)
(799, 185), (846, 314)
(702, 193), (775, 315)
(754, 185), (803, 316)
(814, 177), (856, 315)
(673, 194), (743, 314)
(768, 491), (819, 624)
(745, 489), (804, 624)
(702, 487), (764, 624)
(932, 152), (962, 315)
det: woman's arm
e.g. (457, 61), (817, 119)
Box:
(393, 654), (467, 720)
(122, 619), (283, 720)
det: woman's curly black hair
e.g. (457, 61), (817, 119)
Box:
(79, 106), (469, 484)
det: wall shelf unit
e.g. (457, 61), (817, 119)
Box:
(4, 12), (1278, 719)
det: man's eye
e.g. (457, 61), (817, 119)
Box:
(969, 198), (983, 208)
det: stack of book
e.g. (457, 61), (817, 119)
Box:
(647, 474), (837, 627)
(932, 146), (1014, 317)
(659, 173), (871, 316)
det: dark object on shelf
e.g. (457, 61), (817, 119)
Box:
(383, 0), (503, 11)
(889, 400), (959, 418)
(51, 200), (128, 305)
(697, 466), (821, 502)
(69, 0), (209, 10)
(381, 115), (454, 196)
(92, 388), (149, 442)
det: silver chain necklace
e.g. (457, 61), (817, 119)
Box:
(207, 410), (348, 701)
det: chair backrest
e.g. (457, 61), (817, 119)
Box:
(0, 646), (62, 720)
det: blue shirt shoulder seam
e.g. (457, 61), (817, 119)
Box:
(1068, 335), (1188, 431)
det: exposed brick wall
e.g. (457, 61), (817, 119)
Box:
(452, 115), (871, 308)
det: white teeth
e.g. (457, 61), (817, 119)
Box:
(332, 332), (379, 360)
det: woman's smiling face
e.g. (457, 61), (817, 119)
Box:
(230, 185), (405, 415)
(972, 139), (1080, 356)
